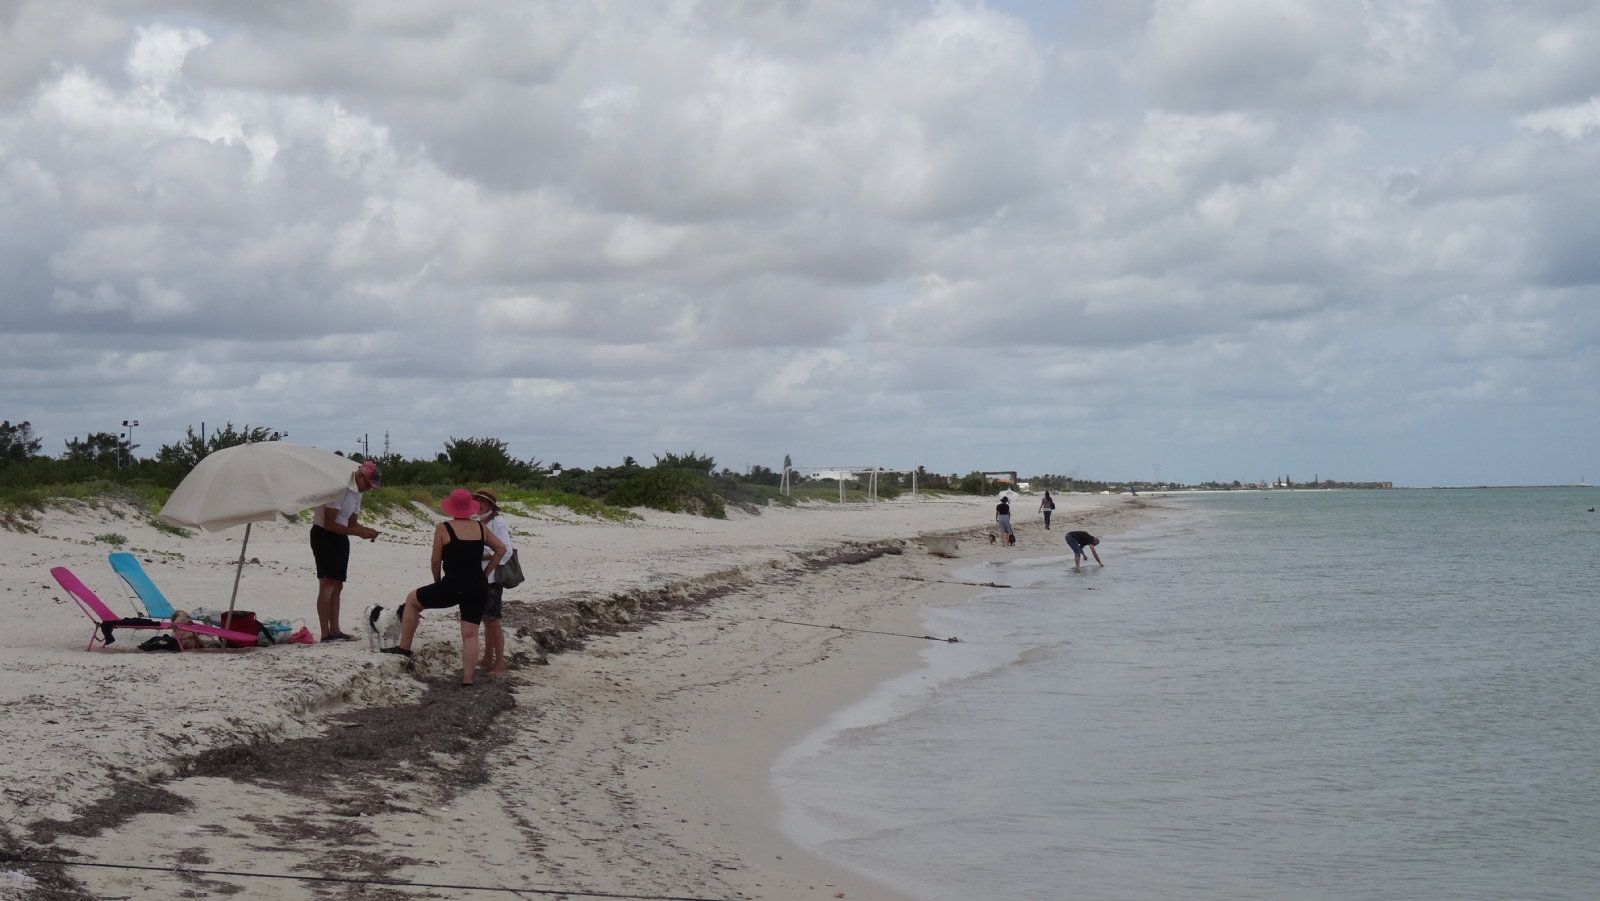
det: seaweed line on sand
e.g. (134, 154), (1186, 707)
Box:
(4, 538), (911, 899)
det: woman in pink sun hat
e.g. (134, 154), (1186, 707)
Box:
(383, 488), (506, 687)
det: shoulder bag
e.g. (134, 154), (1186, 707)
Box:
(496, 549), (526, 589)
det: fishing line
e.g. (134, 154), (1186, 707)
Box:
(765, 617), (960, 643)
(0, 855), (730, 901)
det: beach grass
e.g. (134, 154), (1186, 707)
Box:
(0, 481), (175, 532)
(361, 485), (639, 523)
(784, 483), (914, 504)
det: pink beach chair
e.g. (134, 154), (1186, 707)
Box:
(50, 567), (257, 651)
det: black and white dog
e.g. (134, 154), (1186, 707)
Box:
(361, 604), (404, 651)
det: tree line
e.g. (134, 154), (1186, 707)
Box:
(1, 419), (1114, 505)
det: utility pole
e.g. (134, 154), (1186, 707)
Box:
(384, 431), (391, 457)
(119, 420), (140, 469)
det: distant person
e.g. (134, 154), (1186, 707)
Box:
(1038, 491), (1056, 529)
(474, 487), (513, 678)
(311, 460), (382, 641)
(996, 495), (1014, 546)
(384, 489), (506, 688)
(1065, 530), (1102, 570)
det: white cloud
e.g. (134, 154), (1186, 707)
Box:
(0, 0), (1595, 485)
(1517, 96), (1600, 140)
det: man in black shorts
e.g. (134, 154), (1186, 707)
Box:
(310, 460), (381, 641)
(1065, 530), (1101, 570)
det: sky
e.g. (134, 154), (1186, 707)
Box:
(2, 0), (1598, 487)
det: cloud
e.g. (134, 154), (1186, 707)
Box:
(1517, 95), (1600, 140)
(1127, 0), (1463, 111)
(0, 0), (1595, 485)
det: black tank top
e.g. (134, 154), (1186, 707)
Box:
(440, 521), (488, 586)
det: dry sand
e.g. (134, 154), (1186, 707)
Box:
(0, 490), (1168, 900)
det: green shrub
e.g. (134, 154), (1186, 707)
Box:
(147, 518), (193, 538)
(653, 451), (716, 472)
(605, 469), (726, 519)
(94, 532), (128, 546)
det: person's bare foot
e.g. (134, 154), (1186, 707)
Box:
(488, 666), (507, 677)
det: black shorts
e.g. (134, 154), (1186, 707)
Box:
(415, 579), (489, 625)
(483, 584), (503, 622)
(310, 525), (350, 582)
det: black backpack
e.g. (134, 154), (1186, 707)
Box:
(138, 634), (181, 653)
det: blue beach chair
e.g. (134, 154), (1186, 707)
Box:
(107, 552), (262, 646)
(108, 552), (177, 619)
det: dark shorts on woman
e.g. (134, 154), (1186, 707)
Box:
(309, 525), (350, 582)
(415, 579), (489, 625)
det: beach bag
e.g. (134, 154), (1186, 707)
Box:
(287, 626), (317, 645)
(189, 606), (225, 627)
(496, 549), (526, 589)
(219, 611), (261, 648)
(139, 634), (180, 653)
(261, 619), (296, 644)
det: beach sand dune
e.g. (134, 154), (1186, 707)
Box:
(0, 492), (1163, 900)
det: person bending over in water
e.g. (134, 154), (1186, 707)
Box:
(383, 488), (505, 688)
(1065, 530), (1102, 570)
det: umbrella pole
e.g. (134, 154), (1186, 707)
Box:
(224, 522), (251, 631)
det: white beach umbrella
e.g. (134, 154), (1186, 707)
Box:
(160, 442), (359, 628)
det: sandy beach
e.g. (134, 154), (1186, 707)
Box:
(0, 491), (1166, 900)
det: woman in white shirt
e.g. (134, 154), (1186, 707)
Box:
(474, 488), (514, 677)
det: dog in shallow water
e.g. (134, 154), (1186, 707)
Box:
(361, 604), (404, 651)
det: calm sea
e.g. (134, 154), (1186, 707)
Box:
(774, 489), (1600, 900)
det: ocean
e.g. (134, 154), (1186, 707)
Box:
(774, 489), (1600, 900)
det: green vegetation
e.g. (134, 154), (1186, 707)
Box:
(359, 484), (638, 523)
(93, 532), (128, 546)
(147, 518), (194, 538)
(605, 468), (726, 519)
(15, 415), (1165, 531)
(158, 423), (287, 469)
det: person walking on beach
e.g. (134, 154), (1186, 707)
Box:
(1065, 530), (1102, 570)
(383, 489), (505, 688)
(1038, 490), (1056, 529)
(310, 460), (382, 641)
(996, 495), (1014, 546)
(474, 488), (513, 678)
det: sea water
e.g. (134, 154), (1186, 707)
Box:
(774, 489), (1600, 900)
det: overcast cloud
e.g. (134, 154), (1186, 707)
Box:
(2, 0), (1597, 485)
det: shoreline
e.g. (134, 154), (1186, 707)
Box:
(1, 492), (1165, 900)
(762, 498), (1179, 898)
